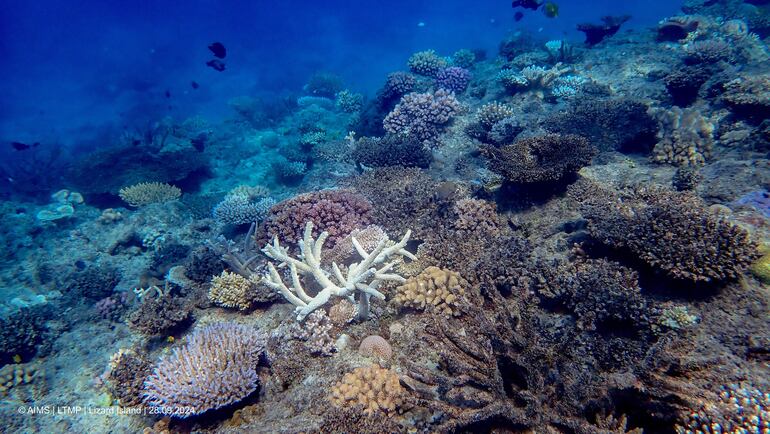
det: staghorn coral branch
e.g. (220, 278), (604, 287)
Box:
(261, 221), (414, 321)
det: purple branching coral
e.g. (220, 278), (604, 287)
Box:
(378, 71), (417, 103)
(143, 323), (267, 417)
(383, 89), (462, 148)
(435, 67), (471, 93)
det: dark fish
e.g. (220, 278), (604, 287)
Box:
(191, 81), (200, 89)
(512, 0), (542, 11)
(165, 90), (171, 98)
(11, 141), (30, 151)
(191, 133), (207, 152)
(208, 42), (226, 59)
(206, 59), (226, 72)
(514, 11), (524, 21)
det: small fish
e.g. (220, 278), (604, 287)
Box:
(543, 1), (559, 18)
(191, 81), (200, 89)
(514, 11), (524, 21)
(164, 90), (171, 98)
(208, 42), (226, 59)
(417, 21), (426, 27)
(206, 59), (226, 72)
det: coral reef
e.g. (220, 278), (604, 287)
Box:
(212, 194), (275, 225)
(651, 106), (715, 167)
(329, 365), (404, 415)
(481, 134), (596, 184)
(127, 295), (192, 337)
(435, 66), (471, 93)
(352, 134), (432, 168)
(289, 310), (336, 356)
(675, 383), (769, 433)
(262, 221), (415, 320)
(262, 189), (373, 248)
(571, 180), (760, 282)
(119, 182), (182, 207)
(144, 323), (267, 417)
(103, 348), (152, 407)
(383, 89), (462, 148)
(407, 50), (448, 77)
(208, 270), (271, 311)
(395, 266), (468, 317)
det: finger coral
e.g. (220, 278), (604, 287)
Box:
(395, 266), (468, 317)
(143, 323), (267, 417)
(329, 365), (404, 415)
(651, 106), (714, 167)
(119, 182), (181, 207)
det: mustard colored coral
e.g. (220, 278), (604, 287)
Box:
(119, 182), (181, 207)
(208, 270), (260, 311)
(329, 365), (403, 415)
(750, 246), (770, 284)
(395, 266), (467, 317)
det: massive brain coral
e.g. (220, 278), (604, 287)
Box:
(262, 189), (373, 248)
(480, 133), (596, 184)
(570, 180), (760, 283)
(143, 322), (266, 417)
(383, 88), (462, 148)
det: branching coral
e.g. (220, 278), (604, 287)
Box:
(383, 89), (462, 148)
(289, 310), (336, 356)
(352, 134), (432, 168)
(213, 195), (275, 225)
(435, 66), (471, 93)
(119, 182), (181, 207)
(480, 134), (596, 184)
(208, 270), (265, 310)
(570, 180), (760, 282)
(407, 50), (448, 77)
(263, 189), (373, 249)
(452, 198), (500, 235)
(394, 266), (468, 317)
(144, 323), (267, 417)
(329, 365), (404, 415)
(262, 221), (415, 321)
(476, 102), (515, 130)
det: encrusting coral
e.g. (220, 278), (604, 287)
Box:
(261, 221), (415, 321)
(329, 365), (404, 415)
(394, 266), (468, 317)
(143, 323), (267, 417)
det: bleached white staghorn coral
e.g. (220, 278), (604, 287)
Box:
(262, 221), (416, 321)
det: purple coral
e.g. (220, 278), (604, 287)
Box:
(262, 189), (374, 248)
(435, 67), (471, 93)
(143, 323), (266, 418)
(383, 89), (462, 148)
(378, 71), (416, 102)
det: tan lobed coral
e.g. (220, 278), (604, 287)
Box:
(452, 198), (500, 235)
(329, 365), (404, 415)
(119, 182), (181, 207)
(208, 271), (262, 311)
(651, 106), (714, 167)
(358, 335), (393, 360)
(394, 266), (468, 317)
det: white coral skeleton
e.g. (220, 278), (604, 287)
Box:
(261, 221), (415, 321)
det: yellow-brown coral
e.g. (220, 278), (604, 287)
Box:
(329, 365), (403, 415)
(208, 271), (260, 311)
(119, 182), (181, 207)
(0, 362), (40, 395)
(394, 266), (467, 317)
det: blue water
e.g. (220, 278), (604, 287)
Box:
(1, 0), (681, 146)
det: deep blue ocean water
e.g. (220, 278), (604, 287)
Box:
(1, 0), (682, 148)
